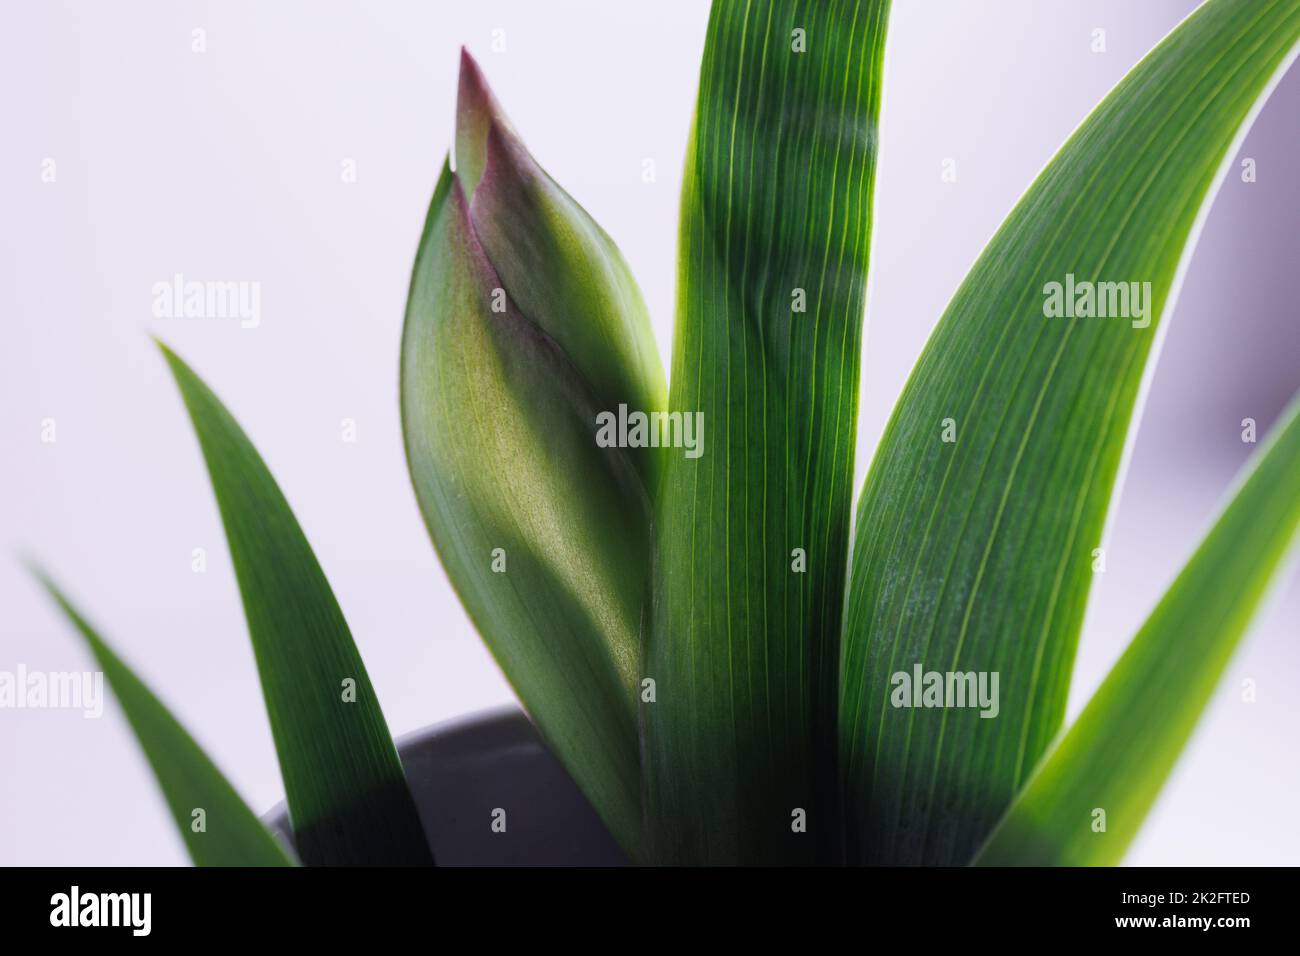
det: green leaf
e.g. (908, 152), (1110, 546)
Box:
(839, 0), (1300, 865)
(643, 0), (890, 864)
(32, 572), (294, 867)
(975, 392), (1300, 866)
(158, 343), (432, 867)
(459, 50), (667, 496)
(400, 129), (654, 854)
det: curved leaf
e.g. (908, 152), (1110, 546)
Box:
(159, 343), (432, 867)
(839, 0), (1300, 865)
(644, 0), (890, 864)
(460, 50), (667, 494)
(33, 573), (294, 867)
(400, 155), (650, 855)
(976, 392), (1300, 865)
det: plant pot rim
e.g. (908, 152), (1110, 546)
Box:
(263, 704), (627, 866)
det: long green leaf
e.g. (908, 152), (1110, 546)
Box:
(976, 392), (1300, 865)
(644, 0), (890, 864)
(840, 0), (1300, 865)
(33, 573), (294, 866)
(159, 343), (432, 866)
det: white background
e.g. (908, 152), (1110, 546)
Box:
(2, 0), (1297, 865)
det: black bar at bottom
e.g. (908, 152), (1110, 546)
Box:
(0, 866), (1286, 941)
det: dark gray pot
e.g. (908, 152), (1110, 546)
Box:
(263, 706), (628, 866)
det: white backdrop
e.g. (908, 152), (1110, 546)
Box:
(2, 0), (1297, 865)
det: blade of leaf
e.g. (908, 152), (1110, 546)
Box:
(158, 343), (433, 867)
(975, 391), (1300, 866)
(644, 0), (890, 864)
(840, 0), (1300, 865)
(32, 572), (294, 866)
(460, 49), (668, 498)
(401, 159), (648, 857)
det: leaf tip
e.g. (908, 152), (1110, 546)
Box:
(455, 47), (511, 196)
(456, 46), (492, 115)
(24, 563), (83, 641)
(151, 336), (183, 372)
(152, 339), (202, 398)
(19, 553), (52, 592)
